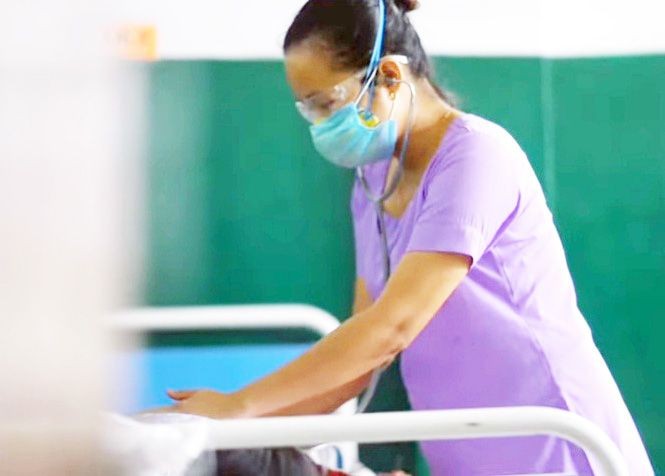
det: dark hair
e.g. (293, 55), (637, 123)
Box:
(283, 0), (454, 104)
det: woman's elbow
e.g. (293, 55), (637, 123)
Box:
(371, 294), (439, 357)
(361, 305), (417, 364)
(376, 318), (411, 358)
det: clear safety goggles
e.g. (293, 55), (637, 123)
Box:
(295, 55), (409, 124)
(295, 70), (365, 124)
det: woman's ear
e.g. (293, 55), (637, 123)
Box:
(379, 59), (403, 97)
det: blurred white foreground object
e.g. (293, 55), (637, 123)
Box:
(0, 1), (144, 474)
(103, 413), (211, 476)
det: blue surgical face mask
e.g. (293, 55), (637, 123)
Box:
(308, 66), (399, 169)
(309, 101), (397, 168)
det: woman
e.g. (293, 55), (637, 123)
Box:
(166, 0), (653, 474)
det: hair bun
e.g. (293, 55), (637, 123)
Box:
(394, 0), (420, 13)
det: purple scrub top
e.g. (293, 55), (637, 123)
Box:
(351, 114), (653, 475)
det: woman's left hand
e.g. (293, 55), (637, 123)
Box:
(166, 389), (250, 419)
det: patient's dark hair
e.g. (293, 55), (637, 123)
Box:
(284, 0), (454, 104)
(209, 448), (326, 475)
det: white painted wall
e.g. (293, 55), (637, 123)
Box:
(540, 0), (665, 57)
(118, 0), (665, 59)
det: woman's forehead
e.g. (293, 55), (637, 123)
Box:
(285, 44), (358, 100)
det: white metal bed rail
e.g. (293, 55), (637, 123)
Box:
(113, 303), (340, 336)
(198, 406), (628, 476)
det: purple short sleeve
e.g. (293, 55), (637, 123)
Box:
(406, 130), (521, 265)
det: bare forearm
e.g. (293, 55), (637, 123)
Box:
(265, 371), (372, 417)
(236, 310), (402, 418)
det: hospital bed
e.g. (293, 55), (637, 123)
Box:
(113, 304), (629, 476)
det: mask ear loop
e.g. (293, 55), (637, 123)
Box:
(353, 68), (378, 106)
(354, 65), (379, 121)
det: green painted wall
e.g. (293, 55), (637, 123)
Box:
(143, 56), (664, 473)
(146, 61), (355, 317)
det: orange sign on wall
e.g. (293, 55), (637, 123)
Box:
(115, 25), (157, 61)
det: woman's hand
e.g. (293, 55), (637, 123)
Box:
(166, 389), (250, 419)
